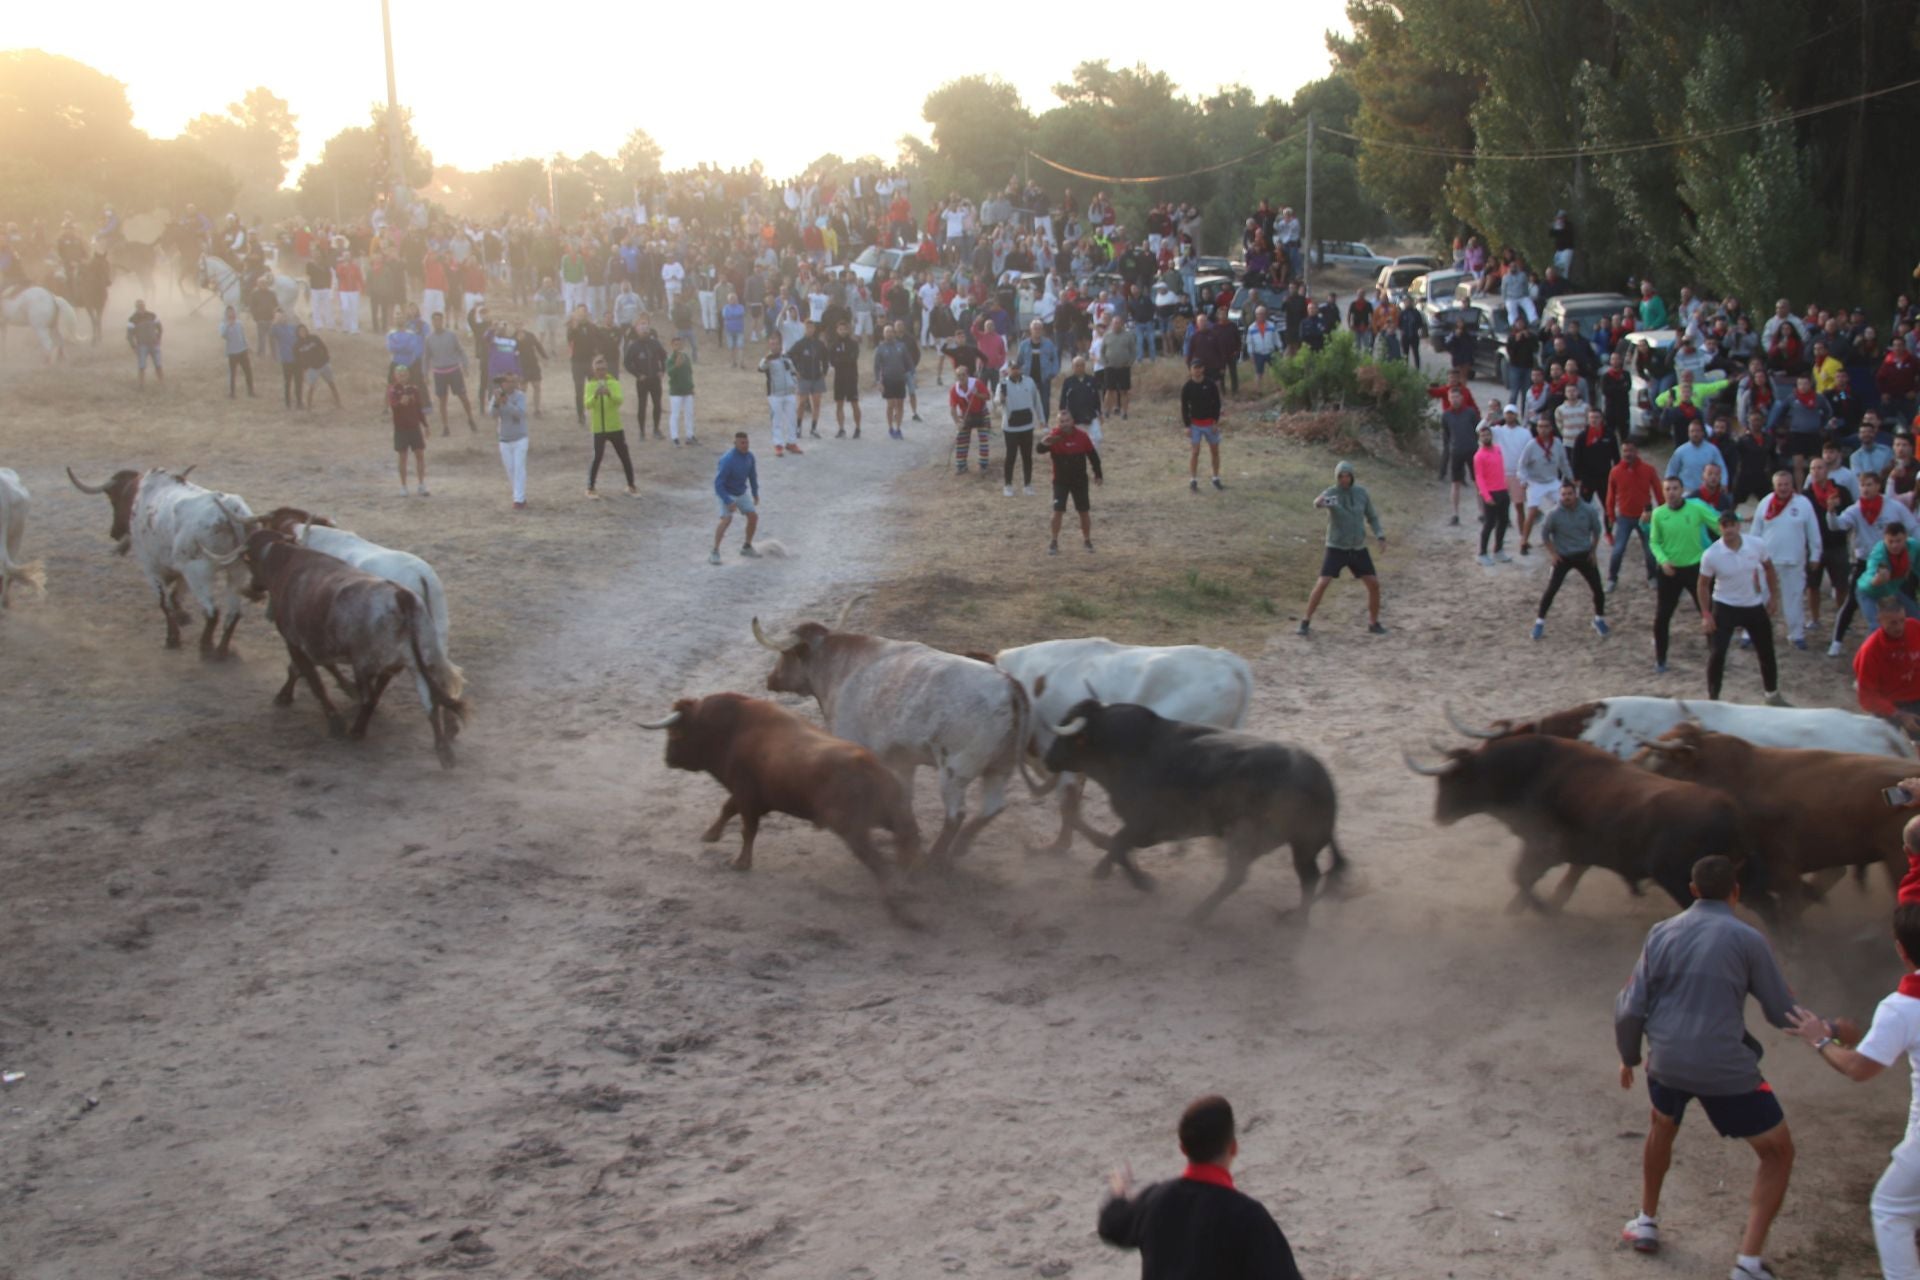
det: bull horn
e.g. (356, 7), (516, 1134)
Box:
(1050, 716), (1087, 737)
(1675, 698), (1702, 726)
(751, 616), (786, 652)
(834, 593), (867, 632)
(1083, 679), (1103, 701)
(174, 465), (197, 484)
(196, 541), (245, 568)
(66, 466), (110, 494)
(1402, 749), (1452, 777)
(1444, 702), (1501, 739)
(637, 710), (682, 730)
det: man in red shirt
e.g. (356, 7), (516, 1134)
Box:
(1880, 343), (1920, 428)
(1858, 609), (1920, 737)
(1605, 438), (1665, 590)
(333, 255), (364, 335)
(949, 366), (991, 476)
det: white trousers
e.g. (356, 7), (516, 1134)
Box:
(561, 281), (585, 313)
(1774, 560), (1808, 641)
(421, 288), (446, 321)
(767, 393), (797, 447)
(698, 290), (717, 330)
(498, 437), (528, 503)
(1874, 1152), (1920, 1280)
(310, 288), (333, 330)
(1505, 296), (1539, 327)
(669, 395), (695, 441)
(336, 290), (360, 334)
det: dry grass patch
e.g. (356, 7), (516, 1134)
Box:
(861, 360), (1426, 653)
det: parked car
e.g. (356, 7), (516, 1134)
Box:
(1412, 267), (1475, 343)
(1542, 291), (1634, 337)
(849, 242), (923, 285)
(1227, 284), (1290, 332)
(1622, 328), (1680, 441)
(1374, 261), (1430, 299)
(1433, 298), (1513, 382)
(1315, 240), (1394, 273)
(1196, 255), (1240, 278)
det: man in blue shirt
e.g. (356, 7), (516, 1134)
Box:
(1852, 418), (1895, 484)
(710, 431), (760, 565)
(1665, 418), (1730, 495)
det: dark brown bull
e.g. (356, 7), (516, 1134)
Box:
(214, 529), (468, 767)
(1634, 722), (1912, 914)
(641, 692), (921, 909)
(1405, 734), (1763, 915)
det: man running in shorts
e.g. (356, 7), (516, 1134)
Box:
(1300, 460), (1386, 636)
(424, 311), (476, 436)
(1180, 358), (1225, 493)
(873, 323), (910, 438)
(1037, 408), (1102, 555)
(710, 431), (760, 564)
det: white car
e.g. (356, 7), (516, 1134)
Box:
(848, 243), (924, 285)
(1315, 240), (1394, 273)
(1374, 261), (1430, 298)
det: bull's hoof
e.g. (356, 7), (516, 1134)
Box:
(1091, 859), (1114, 880)
(435, 743), (457, 769)
(727, 854), (754, 872)
(272, 689), (294, 707)
(347, 724), (368, 741)
(1123, 869), (1156, 893)
(699, 825), (724, 843)
(1027, 838), (1074, 857)
(163, 636), (182, 650)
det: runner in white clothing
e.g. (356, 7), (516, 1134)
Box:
(1748, 470), (1823, 649)
(1788, 815), (1920, 1280)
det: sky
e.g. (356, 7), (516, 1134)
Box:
(13, 2), (1350, 183)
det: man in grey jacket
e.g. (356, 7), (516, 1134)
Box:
(1299, 460), (1386, 636)
(1531, 480), (1609, 640)
(1615, 854), (1800, 1280)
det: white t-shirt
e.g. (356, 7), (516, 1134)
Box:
(1491, 423), (1532, 473)
(1700, 536), (1771, 607)
(662, 261), (685, 291)
(1858, 989), (1920, 1156)
(944, 208), (967, 238)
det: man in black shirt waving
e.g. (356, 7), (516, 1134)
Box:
(1098, 1095), (1303, 1279)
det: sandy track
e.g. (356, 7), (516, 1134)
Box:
(0, 329), (1901, 1279)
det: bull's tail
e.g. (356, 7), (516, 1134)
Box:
(413, 573), (464, 698)
(400, 590), (469, 729)
(1003, 671), (1051, 798)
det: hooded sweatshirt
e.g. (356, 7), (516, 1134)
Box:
(1317, 461), (1383, 549)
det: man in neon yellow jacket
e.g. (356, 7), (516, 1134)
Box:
(1649, 474), (1722, 674)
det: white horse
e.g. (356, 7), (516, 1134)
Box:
(198, 255), (301, 317)
(1, 287), (78, 364)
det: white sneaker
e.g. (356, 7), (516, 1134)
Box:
(1730, 1261), (1775, 1280)
(1828, 640), (1844, 657)
(1003, 485), (1014, 497)
(1023, 485), (1034, 496)
(1476, 553), (1494, 566)
(416, 485), (430, 497)
(1620, 1214), (1659, 1254)
(1495, 551), (1513, 563)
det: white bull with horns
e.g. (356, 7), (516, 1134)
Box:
(995, 638), (1254, 853)
(67, 464), (256, 656)
(1442, 695), (1918, 762)
(753, 596), (1036, 861)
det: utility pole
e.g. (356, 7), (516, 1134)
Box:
(381, 0), (406, 206)
(1302, 111), (1315, 291)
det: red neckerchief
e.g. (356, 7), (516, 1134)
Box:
(1899, 972), (1920, 998)
(1861, 495), (1885, 526)
(1765, 491), (1792, 520)
(1699, 482), (1723, 506)
(1536, 433), (1556, 456)
(1900, 856), (1920, 997)
(1583, 423), (1605, 446)
(1181, 1163), (1235, 1189)
(1751, 381), (1773, 409)
(1795, 389), (1818, 408)
(1890, 544), (1912, 582)
(1811, 479), (1839, 510)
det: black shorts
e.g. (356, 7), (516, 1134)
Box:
(1647, 1076), (1783, 1140)
(1448, 452), (1473, 484)
(393, 425), (425, 453)
(1052, 473), (1090, 513)
(833, 368), (859, 402)
(1319, 547), (1377, 579)
(881, 376), (906, 400)
(1107, 366), (1132, 392)
(1093, 369), (1108, 392)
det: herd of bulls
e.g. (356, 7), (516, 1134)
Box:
(10, 464), (1919, 927)
(21, 464), (468, 766)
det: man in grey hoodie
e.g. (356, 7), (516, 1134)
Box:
(1300, 460), (1387, 636)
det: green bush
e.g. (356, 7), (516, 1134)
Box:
(1273, 330), (1435, 445)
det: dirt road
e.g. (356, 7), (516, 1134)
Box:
(0, 323), (1899, 1280)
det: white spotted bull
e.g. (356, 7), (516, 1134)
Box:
(0, 468), (46, 607)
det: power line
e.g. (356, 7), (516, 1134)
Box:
(1319, 74), (1920, 162)
(1025, 128), (1305, 185)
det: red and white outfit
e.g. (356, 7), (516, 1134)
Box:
(950, 376), (991, 473)
(333, 259), (363, 334)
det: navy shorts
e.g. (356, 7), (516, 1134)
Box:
(1319, 547), (1377, 579)
(1648, 1076), (1783, 1140)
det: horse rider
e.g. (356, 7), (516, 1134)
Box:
(94, 205), (122, 250)
(219, 214), (249, 270)
(55, 218), (87, 294)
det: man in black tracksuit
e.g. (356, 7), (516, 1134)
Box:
(621, 317), (668, 438)
(1098, 1095), (1303, 1280)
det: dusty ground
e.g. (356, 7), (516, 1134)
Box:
(0, 289), (1901, 1280)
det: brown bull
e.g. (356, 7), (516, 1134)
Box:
(1635, 722), (1912, 912)
(1405, 734), (1763, 915)
(641, 693), (920, 905)
(215, 529), (468, 768)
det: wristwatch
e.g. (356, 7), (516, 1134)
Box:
(1812, 1036), (1834, 1052)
